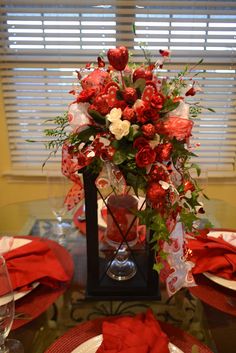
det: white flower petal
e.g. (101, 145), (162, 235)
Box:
(185, 190), (192, 199)
(159, 180), (170, 190)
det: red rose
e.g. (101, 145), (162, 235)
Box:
(135, 145), (156, 168)
(133, 136), (149, 150)
(150, 93), (165, 110)
(155, 143), (173, 162)
(122, 87), (138, 104)
(113, 100), (127, 110)
(149, 165), (169, 182)
(76, 88), (96, 103)
(123, 106), (136, 122)
(142, 123), (156, 139)
(90, 94), (110, 115)
(155, 116), (193, 141)
(147, 182), (166, 205)
(81, 68), (110, 92)
(143, 107), (160, 123)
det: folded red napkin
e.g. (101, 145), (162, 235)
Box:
(4, 239), (71, 291)
(188, 232), (236, 280)
(96, 309), (169, 353)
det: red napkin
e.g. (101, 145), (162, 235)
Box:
(96, 309), (169, 353)
(4, 239), (71, 291)
(188, 232), (236, 280)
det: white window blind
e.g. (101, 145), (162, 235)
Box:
(0, 0), (236, 176)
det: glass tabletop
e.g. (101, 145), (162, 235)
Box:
(1, 197), (236, 353)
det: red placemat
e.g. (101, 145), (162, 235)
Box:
(12, 236), (74, 330)
(45, 316), (213, 353)
(189, 274), (236, 316)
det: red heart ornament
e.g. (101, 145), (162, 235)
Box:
(104, 82), (119, 107)
(107, 46), (129, 71)
(141, 81), (157, 102)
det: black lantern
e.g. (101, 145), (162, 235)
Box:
(83, 170), (160, 300)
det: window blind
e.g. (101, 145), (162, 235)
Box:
(0, 0), (236, 176)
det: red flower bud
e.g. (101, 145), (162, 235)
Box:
(185, 87), (196, 96)
(133, 67), (153, 82)
(184, 180), (195, 193)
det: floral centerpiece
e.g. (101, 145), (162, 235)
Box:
(45, 45), (211, 294)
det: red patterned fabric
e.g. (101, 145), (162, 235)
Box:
(45, 316), (213, 353)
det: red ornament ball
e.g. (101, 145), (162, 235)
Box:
(184, 180), (195, 193)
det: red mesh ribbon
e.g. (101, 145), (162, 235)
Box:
(61, 143), (84, 210)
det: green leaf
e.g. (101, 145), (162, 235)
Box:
(161, 79), (169, 96)
(116, 90), (123, 100)
(207, 107), (216, 113)
(191, 163), (201, 177)
(132, 23), (136, 35)
(126, 172), (146, 195)
(77, 126), (97, 142)
(180, 211), (198, 232)
(133, 78), (146, 94)
(160, 99), (180, 114)
(153, 262), (164, 272)
(113, 150), (127, 165)
(88, 109), (106, 125)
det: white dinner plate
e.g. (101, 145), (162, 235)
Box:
(203, 230), (236, 291)
(11, 237), (32, 250)
(97, 196), (146, 229)
(0, 237), (39, 305)
(71, 334), (183, 353)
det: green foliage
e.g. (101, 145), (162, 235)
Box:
(180, 210), (198, 232)
(43, 112), (69, 150)
(160, 99), (180, 114)
(88, 109), (106, 125)
(76, 126), (98, 142)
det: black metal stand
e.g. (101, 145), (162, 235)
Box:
(83, 170), (160, 300)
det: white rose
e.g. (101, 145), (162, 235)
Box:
(106, 108), (122, 123)
(109, 120), (131, 140)
(68, 102), (90, 130)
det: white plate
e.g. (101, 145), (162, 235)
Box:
(11, 237), (32, 250)
(204, 272), (236, 291)
(203, 230), (236, 290)
(97, 197), (146, 229)
(71, 334), (183, 353)
(207, 230), (236, 247)
(0, 237), (39, 305)
(13, 281), (39, 301)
